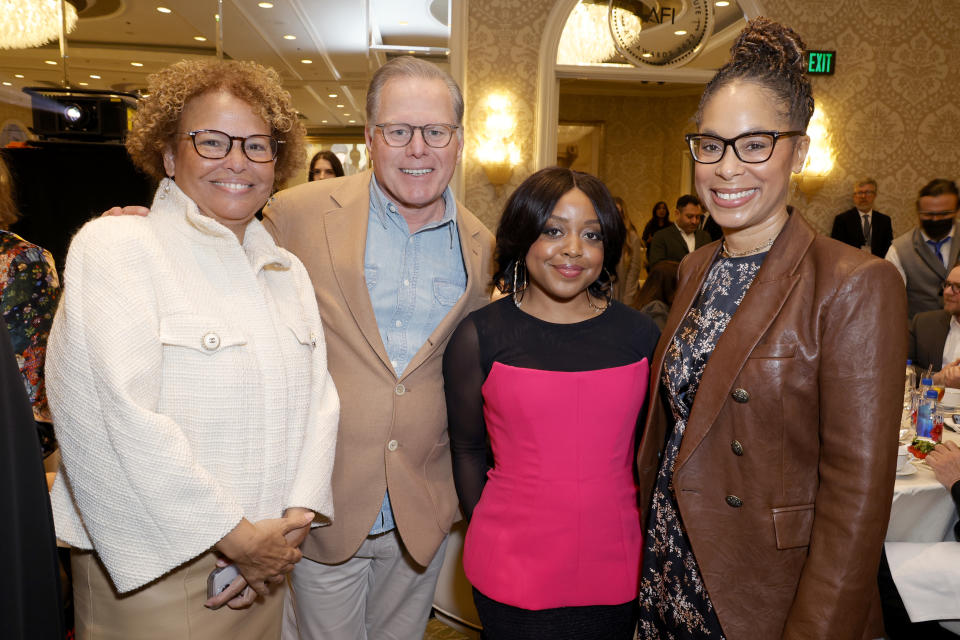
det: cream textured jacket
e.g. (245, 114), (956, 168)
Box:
(48, 179), (339, 593)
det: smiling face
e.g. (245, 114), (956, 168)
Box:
(523, 187), (604, 308)
(695, 81), (809, 240)
(162, 90), (274, 241)
(364, 76), (462, 225)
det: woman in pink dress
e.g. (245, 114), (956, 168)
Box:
(443, 167), (659, 639)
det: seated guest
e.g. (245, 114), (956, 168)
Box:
(830, 178), (893, 257)
(909, 264), (960, 387)
(47, 58), (339, 638)
(647, 194), (711, 267)
(641, 200), (670, 250)
(631, 260), (678, 330)
(307, 149), (344, 181)
(886, 179), (960, 319)
(0, 155), (61, 458)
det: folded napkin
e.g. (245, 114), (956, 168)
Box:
(886, 541), (960, 622)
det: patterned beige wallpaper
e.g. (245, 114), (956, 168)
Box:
(462, 0), (960, 239)
(559, 92), (701, 233)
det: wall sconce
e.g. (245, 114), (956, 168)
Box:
(477, 93), (521, 191)
(795, 107), (834, 198)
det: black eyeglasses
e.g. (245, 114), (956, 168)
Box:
(374, 123), (459, 148)
(943, 281), (960, 294)
(685, 130), (804, 164)
(182, 129), (282, 163)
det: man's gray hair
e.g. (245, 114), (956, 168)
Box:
(365, 56), (464, 127)
(854, 177), (878, 191)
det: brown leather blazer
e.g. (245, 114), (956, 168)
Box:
(637, 212), (907, 639)
(263, 171), (494, 566)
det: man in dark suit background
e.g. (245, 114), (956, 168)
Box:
(648, 194), (712, 267)
(909, 264), (960, 387)
(830, 177), (893, 257)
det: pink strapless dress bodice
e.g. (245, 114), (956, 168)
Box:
(463, 359), (649, 610)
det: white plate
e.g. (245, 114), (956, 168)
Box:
(896, 461), (918, 476)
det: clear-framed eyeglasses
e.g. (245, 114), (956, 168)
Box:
(182, 129), (282, 163)
(685, 130), (804, 164)
(943, 281), (960, 294)
(374, 123), (460, 148)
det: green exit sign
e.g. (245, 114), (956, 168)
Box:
(806, 50), (836, 75)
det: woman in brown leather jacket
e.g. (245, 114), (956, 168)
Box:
(635, 17), (907, 640)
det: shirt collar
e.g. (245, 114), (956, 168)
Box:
(369, 175), (458, 232)
(675, 222), (694, 238)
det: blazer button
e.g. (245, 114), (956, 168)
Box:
(725, 495), (743, 508)
(731, 388), (750, 403)
(202, 332), (220, 351)
(731, 440), (744, 456)
(395, 383), (406, 396)
(387, 439), (399, 452)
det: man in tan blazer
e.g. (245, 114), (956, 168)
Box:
(263, 57), (494, 639)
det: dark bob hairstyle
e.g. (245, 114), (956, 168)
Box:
(493, 166), (625, 300)
(308, 149), (345, 180)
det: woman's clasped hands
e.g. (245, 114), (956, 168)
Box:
(205, 508), (314, 610)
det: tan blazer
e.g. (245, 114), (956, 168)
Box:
(263, 171), (495, 566)
(637, 212), (907, 640)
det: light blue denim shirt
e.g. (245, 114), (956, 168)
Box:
(366, 176), (466, 534)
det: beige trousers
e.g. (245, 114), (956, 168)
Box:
(72, 549), (284, 639)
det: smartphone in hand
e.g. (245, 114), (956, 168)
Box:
(206, 564), (240, 601)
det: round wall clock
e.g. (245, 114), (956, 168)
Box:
(608, 0), (715, 68)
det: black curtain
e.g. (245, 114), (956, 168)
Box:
(0, 327), (64, 638)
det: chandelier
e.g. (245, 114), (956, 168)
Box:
(557, 1), (641, 65)
(0, 0), (78, 50)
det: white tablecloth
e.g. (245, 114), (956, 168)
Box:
(886, 430), (960, 626)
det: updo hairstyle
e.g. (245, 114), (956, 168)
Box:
(696, 17), (814, 131)
(493, 166), (625, 300)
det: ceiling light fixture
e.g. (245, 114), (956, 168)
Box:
(14, 74), (24, 78)
(0, 0), (78, 50)
(194, 35), (207, 41)
(674, 30), (687, 35)
(336, 104), (344, 108)
(257, 2), (273, 7)
(349, 120), (356, 123)
(131, 62), (144, 67)
(78, 81), (88, 86)
(715, 1), (730, 5)
(1, 82), (11, 87)
(301, 59), (312, 64)
(321, 120), (328, 123)
(157, 6), (172, 13)
(283, 34), (296, 40)
(44, 60), (57, 65)
(328, 93), (337, 98)
(343, 113), (350, 117)
(89, 74), (101, 79)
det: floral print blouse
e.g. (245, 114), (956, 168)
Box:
(638, 252), (766, 639)
(1, 230), (60, 454)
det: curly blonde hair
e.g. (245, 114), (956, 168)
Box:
(126, 58), (305, 188)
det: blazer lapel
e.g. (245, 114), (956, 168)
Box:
(323, 175), (394, 374)
(401, 203), (486, 379)
(675, 213), (814, 471)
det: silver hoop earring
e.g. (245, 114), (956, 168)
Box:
(512, 259), (527, 308)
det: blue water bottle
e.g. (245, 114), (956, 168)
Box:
(917, 389), (939, 440)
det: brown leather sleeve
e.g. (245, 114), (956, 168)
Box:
(783, 258), (907, 639)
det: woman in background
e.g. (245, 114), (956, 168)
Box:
(47, 59), (339, 639)
(444, 167), (659, 639)
(641, 200), (669, 250)
(631, 259), (678, 330)
(0, 155), (60, 458)
(636, 17), (905, 639)
(307, 149), (344, 181)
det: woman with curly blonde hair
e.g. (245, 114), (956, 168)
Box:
(47, 58), (339, 639)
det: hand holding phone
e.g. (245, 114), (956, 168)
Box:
(206, 564), (240, 602)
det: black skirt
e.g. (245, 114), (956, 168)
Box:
(473, 588), (638, 640)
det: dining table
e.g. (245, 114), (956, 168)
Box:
(885, 426), (960, 632)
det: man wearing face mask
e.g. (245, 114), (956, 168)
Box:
(886, 179), (960, 319)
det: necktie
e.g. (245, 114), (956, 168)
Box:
(927, 237), (949, 266)
(862, 214), (871, 245)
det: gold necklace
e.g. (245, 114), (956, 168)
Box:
(720, 236), (775, 258)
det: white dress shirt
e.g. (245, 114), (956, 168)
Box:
(943, 316), (960, 367)
(677, 223), (696, 253)
(885, 230), (953, 285)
